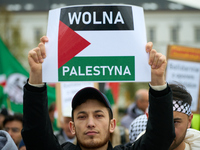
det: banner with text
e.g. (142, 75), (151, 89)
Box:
(166, 45), (200, 113)
(56, 82), (97, 127)
(43, 5), (150, 82)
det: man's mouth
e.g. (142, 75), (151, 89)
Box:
(85, 131), (98, 136)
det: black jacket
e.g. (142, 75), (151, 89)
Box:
(22, 83), (175, 150)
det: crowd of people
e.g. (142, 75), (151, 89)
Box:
(0, 35), (200, 150)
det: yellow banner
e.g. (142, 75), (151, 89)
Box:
(168, 45), (200, 62)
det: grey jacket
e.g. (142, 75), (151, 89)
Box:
(0, 130), (18, 150)
(121, 103), (144, 129)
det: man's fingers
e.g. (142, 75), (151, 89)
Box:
(146, 42), (153, 53)
(40, 36), (48, 44)
(35, 45), (44, 63)
(28, 48), (40, 64)
(38, 42), (46, 59)
(28, 45), (45, 64)
(156, 54), (166, 69)
(150, 52), (166, 69)
(152, 53), (162, 69)
(149, 49), (156, 66)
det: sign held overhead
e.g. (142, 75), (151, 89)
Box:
(43, 4), (150, 82)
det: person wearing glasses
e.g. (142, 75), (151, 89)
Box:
(3, 113), (23, 147)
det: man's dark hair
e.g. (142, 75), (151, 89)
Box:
(169, 83), (192, 106)
(3, 113), (23, 127)
(48, 102), (55, 113)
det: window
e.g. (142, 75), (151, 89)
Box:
(170, 27), (179, 43)
(195, 27), (200, 42)
(147, 27), (156, 43)
(34, 28), (42, 44)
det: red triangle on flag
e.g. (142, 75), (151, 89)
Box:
(58, 21), (91, 68)
(0, 75), (6, 87)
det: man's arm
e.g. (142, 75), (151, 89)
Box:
(145, 42), (166, 86)
(131, 43), (175, 150)
(22, 36), (62, 150)
(28, 36), (47, 84)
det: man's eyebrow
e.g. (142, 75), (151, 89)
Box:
(76, 110), (105, 115)
(77, 111), (87, 115)
(94, 110), (104, 113)
(174, 118), (182, 121)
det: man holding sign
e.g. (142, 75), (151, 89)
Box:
(22, 36), (175, 150)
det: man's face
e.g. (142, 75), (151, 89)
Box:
(62, 117), (75, 139)
(137, 92), (149, 112)
(4, 120), (23, 146)
(0, 114), (5, 130)
(49, 111), (54, 123)
(169, 111), (192, 150)
(70, 99), (116, 149)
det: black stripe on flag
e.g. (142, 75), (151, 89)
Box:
(60, 6), (134, 31)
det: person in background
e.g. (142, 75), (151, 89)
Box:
(169, 83), (200, 150)
(0, 108), (8, 130)
(0, 130), (18, 150)
(129, 114), (148, 143)
(49, 102), (56, 125)
(3, 113), (23, 147)
(129, 83), (200, 149)
(18, 139), (26, 150)
(110, 125), (129, 147)
(55, 106), (76, 145)
(48, 102), (60, 132)
(120, 89), (148, 129)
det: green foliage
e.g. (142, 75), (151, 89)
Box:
(8, 25), (28, 60)
(0, 7), (28, 66)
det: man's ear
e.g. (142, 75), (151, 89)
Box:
(145, 112), (149, 119)
(188, 113), (193, 128)
(109, 118), (116, 133)
(69, 121), (76, 135)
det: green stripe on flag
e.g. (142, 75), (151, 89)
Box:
(58, 56), (135, 81)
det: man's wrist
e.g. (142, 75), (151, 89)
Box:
(150, 75), (165, 86)
(25, 79), (46, 92)
(29, 71), (43, 84)
(28, 82), (45, 87)
(149, 83), (167, 91)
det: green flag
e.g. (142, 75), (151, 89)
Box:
(0, 38), (56, 114)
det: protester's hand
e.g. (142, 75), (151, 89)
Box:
(146, 42), (167, 86)
(28, 36), (48, 84)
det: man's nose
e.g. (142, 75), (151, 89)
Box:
(7, 129), (13, 136)
(87, 116), (95, 128)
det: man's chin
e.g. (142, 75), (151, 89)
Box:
(79, 139), (107, 149)
(77, 134), (109, 149)
(169, 140), (177, 150)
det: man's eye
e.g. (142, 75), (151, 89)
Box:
(174, 121), (180, 124)
(96, 115), (103, 118)
(78, 116), (86, 119)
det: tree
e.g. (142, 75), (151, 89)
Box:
(0, 7), (28, 68)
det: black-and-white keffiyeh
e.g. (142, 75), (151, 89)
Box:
(173, 100), (191, 116)
(129, 114), (148, 143)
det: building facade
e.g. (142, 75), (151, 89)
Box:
(0, 0), (200, 66)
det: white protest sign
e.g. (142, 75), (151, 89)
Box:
(60, 82), (94, 116)
(43, 4), (150, 82)
(166, 59), (200, 112)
